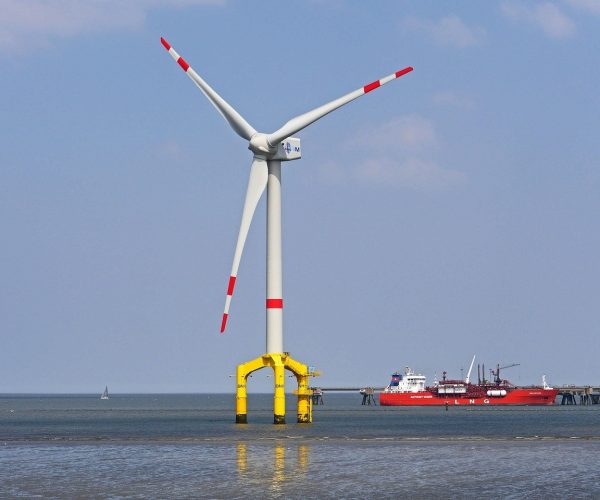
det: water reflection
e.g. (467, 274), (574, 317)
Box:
(235, 441), (311, 485)
(298, 445), (309, 473)
(272, 444), (285, 493)
(236, 442), (247, 473)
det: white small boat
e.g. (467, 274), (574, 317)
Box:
(100, 386), (109, 400)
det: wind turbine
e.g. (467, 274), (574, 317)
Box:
(161, 37), (413, 424)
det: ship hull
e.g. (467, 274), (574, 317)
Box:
(379, 388), (559, 406)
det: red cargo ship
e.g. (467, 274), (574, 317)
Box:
(379, 359), (559, 406)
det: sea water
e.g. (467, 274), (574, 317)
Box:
(1, 394), (599, 498)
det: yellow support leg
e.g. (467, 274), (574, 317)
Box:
(296, 374), (312, 423)
(235, 363), (248, 424)
(236, 355), (271, 424)
(272, 355), (286, 424)
(284, 355), (313, 423)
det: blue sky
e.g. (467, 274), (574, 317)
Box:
(1, 0), (599, 393)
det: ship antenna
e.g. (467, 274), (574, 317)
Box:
(465, 355), (476, 384)
(542, 374), (552, 390)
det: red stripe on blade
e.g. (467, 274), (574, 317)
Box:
(220, 313), (228, 333)
(160, 37), (171, 51)
(227, 276), (236, 296)
(395, 67), (413, 78)
(363, 80), (381, 93)
(266, 299), (283, 309)
(177, 57), (190, 72)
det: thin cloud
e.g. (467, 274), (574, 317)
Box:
(402, 15), (485, 48)
(432, 91), (475, 110)
(155, 140), (190, 163)
(318, 160), (348, 185)
(564, 0), (600, 15)
(0, 0), (224, 55)
(320, 115), (466, 192)
(354, 157), (466, 191)
(501, 2), (576, 38)
(353, 115), (437, 153)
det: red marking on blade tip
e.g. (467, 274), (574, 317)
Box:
(177, 57), (189, 72)
(227, 276), (236, 296)
(363, 80), (381, 93)
(266, 299), (283, 309)
(160, 37), (171, 51)
(395, 67), (413, 78)
(220, 313), (228, 333)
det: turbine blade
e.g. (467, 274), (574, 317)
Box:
(221, 157), (268, 333)
(267, 67), (413, 146)
(160, 37), (257, 141)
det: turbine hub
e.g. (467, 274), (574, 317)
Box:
(249, 133), (276, 155)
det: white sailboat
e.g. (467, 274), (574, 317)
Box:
(100, 386), (109, 400)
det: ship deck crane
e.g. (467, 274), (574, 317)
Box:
(491, 363), (520, 385)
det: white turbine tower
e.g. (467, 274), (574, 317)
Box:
(161, 37), (413, 424)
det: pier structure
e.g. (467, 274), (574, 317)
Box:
(360, 387), (377, 405)
(557, 386), (600, 405)
(311, 388), (324, 405)
(310, 386), (384, 405)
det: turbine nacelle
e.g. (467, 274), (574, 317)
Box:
(271, 137), (302, 161)
(249, 134), (301, 161)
